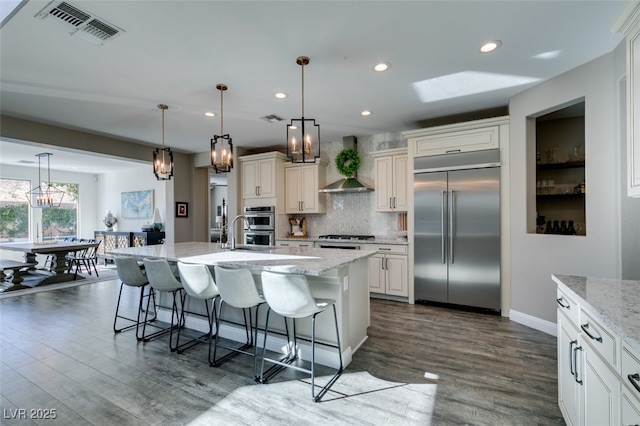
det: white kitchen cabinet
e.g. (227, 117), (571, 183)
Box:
(557, 288), (583, 426)
(240, 152), (286, 200)
(614, 2), (640, 197)
(622, 343), (640, 424)
(284, 162), (326, 214)
(556, 280), (631, 426)
(368, 244), (408, 298)
(622, 388), (640, 425)
(583, 345), (620, 426)
(275, 239), (314, 248)
(372, 148), (408, 212)
(404, 117), (505, 158)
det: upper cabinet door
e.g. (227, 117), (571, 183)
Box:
(284, 163), (326, 214)
(615, 2), (640, 197)
(392, 155), (409, 211)
(373, 149), (408, 212)
(374, 156), (393, 211)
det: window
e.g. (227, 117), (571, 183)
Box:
(43, 182), (78, 240)
(0, 178), (30, 242)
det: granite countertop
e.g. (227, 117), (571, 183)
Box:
(109, 241), (376, 276)
(276, 236), (409, 245)
(552, 274), (640, 355)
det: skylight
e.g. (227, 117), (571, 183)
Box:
(413, 71), (541, 103)
(0, 0), (26, 28)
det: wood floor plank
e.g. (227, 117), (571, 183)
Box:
(0, 277), (564, 425)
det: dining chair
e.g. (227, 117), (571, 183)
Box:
(67, 239), (100, 278)
(212, 266), (266, 379)
(259, 271), (343, 402)
(175, 262), (220, 356)
(141, 258), (185, 351)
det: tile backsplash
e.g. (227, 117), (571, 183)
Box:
(280, 131), (408, 239)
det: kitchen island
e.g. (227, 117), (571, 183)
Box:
(553, 274), (640, 425)
(109, 242), (376, 367)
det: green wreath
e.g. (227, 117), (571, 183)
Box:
(335, 148), (361, 177)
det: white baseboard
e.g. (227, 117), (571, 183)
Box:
(509, 309), (557, 337)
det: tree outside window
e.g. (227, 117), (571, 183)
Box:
(0, 179), (79, 242)
(42, 182), (78, 240)
(0, 178), (29, 242)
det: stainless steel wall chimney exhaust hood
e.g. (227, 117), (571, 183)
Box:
(319, 136), (373, 193)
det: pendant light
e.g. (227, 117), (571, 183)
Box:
(287, 56), (320, 163)
(25, 153), (66, 208)
(210, 84), (233, 173)
(153, 103), (174, 180)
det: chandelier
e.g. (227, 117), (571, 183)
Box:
(287, 56), (320, 163)
(211, 84), (233, 173)
(153, 104), (174, 181)
(25, 153), (66, 208)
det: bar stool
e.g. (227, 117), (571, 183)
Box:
(212, 266), (266, 378)
(113, 256), (154, 339)
(259, 271), (343, 402)
(141, 258), (184, 351)
(175, 262), (220, 356)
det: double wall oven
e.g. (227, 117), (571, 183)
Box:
(243, 206), (275, 246)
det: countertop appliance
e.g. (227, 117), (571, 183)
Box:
(317, 234), (375, 250)
(413, 149), (501, 311)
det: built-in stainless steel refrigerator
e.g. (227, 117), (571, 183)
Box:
(413, 149), (501, 311)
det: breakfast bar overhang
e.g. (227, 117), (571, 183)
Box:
(109, 242), (375, 368)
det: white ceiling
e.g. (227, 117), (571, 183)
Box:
(0, 0), (629, 173)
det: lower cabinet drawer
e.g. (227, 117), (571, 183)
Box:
(623, 343), (640, 399)
(580, 309), (618, 370)
(556, 287), (579, 327)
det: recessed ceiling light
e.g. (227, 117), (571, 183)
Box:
(361, 110), (372, 116)
(373, 62), (390, 72)
(205, 112), (215, 117)
(275, 92), (287, 99)
(289, 124), (298, 130)
(480, 40), (502, 53)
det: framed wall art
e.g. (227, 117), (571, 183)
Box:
(121, 190), (153, 219)
(176, 201), (188, 218)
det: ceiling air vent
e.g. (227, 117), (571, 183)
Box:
(260, 114), (285, 123)
(35, 1), (123, 45)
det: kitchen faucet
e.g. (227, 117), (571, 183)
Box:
(230, 215), (250, 250)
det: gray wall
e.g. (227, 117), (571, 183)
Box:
(509, 44), (632, 326)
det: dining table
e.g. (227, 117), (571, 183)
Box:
(0, 240), (100, 289)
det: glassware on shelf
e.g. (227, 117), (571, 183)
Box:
(548, 179), (555, 194)
(547, 147), (559, 164)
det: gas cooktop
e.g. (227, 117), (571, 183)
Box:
(318, 235), (375, 241)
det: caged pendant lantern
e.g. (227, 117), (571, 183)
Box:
(287, 56), (320, 163)
(25, 153), (66, 208)
(210, 84), (233, 173)
(153, 104), (174, 181)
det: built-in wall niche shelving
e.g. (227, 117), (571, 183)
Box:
(533, 101), (586, 236)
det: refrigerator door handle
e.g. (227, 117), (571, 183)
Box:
(441, 190), (446, 264)
(449, 190), (455, 264)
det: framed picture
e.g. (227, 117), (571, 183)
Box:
(121, 190), (153, 219)
(176, 201), (188, 218)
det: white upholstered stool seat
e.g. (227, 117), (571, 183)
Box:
(259, 271), (343, 402)
(176, 262), (221, 357)
(113, 256), (155, 339)
(141, 258), (185, 351)
(212, 266), (266, 379)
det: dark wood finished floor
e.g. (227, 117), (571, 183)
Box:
(0, 276), (563, 425)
